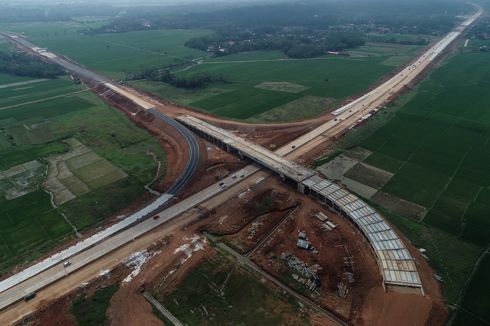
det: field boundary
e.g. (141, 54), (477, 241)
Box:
(0, 89), (89, 111)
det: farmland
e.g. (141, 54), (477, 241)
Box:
(70, 284), (119, 326)
(0, 72), (166, 273)
(316, 44), (490, 321)
(134, 42), (424, 122)
(359, 51), (490, 246)
(0, 21), (210, 79)
(3, 20), (427, 122)
(453, 252), (490, 326)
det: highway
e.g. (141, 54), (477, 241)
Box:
(277, 9), (482, 160)
(0, 164), (262, 314)
(0, 9), (482, 323)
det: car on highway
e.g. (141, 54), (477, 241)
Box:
(63, 260), (71, 268)
(24, 292), (36, 302)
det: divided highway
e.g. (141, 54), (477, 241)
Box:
(0, 9), (482, 323)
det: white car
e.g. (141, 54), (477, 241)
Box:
(63, 260), (71, 267)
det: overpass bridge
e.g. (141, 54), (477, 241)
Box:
(178, 115), (423, 292)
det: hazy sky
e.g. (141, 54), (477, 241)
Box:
(0, 0), (269, 4)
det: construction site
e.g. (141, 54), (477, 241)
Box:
(0, 8), (483, 326)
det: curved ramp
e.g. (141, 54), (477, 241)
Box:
(301, 175), (421, 289)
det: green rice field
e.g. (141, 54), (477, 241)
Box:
(325, 45), (490, 322)
(1, 21), (210, 79)
(453, 252), (490, 326)
(359, 52), (490, 245)
(3, 20), (426, 122)
(135, 42), (423, 122)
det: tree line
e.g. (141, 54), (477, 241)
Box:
(185, 30), (365, 58)
(0, 51), (64, 78)
(89, 0), (470, 36)
(129, 67), (228, 89)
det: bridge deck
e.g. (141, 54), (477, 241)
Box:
(178, 115), (315, 183)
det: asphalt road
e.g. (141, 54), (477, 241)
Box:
(149, 108), (200, 195)
(0, 164), (262, 313)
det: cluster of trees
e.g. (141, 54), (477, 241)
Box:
(186, 30), (364, 58)
(129, 67), (227, 89)
(367, 35), (430, 46)
(92, 0), (470, 35)
(0, 51), (64, 78)
(87, 0), (470, 60)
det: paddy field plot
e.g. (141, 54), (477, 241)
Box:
(0, 160), (45, 200)
(135, 42), (424, 122)
(0, 78), (82, 110)
(316, 46), (490, 318)
(0, 190), (73, 273)
(453, 252), (490, 326)
(357, 52), (490, 245)
(44, 138), (127, 205)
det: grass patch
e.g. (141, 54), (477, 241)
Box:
(70, 284), (119, 326)
(0, 190), (73, 274)
(128, 80), (228, 106)
(312, 149), (343, 168)
(452, 253), (490, 326)
(191, 86), (299, 119)
(246, 96), (338, 123)
(254, 81), (309, 94)
(155, 252), (306, 325)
